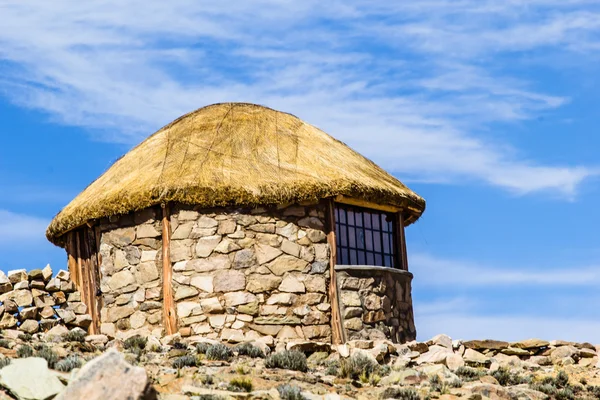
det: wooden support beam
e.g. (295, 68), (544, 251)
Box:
(396, 213), (409, 271)
(161, 204), (177, 335)
(334, 195), (401, 213)
(326, 199), (345, 344)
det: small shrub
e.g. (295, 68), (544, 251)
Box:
(200, 374), (214, 385)
(580, 377), (588, 386)
(0, 358), (10, 369)
(265, 350), (308, 372)
(18, 333), (32, 342)
(492, 367), (530, 386)
(449, 378), (463, 388)
(556, 387), (575, 400)
(380, 387), (420, 400)
(531, 383), (557, 396)
(196, 342), (211, 354)
(277, 384), (305, 400)
(228, 377), (253, 393)
(123, 335), (147, 351)
(338, 353), (379, 381)
(587, 385), (600, 398)
(556, 370), (569, 388)
(0, 339), (10, 348)
(35, 345), (59, 369)
(172, 355), (198, 369)
(56, 355), (83, 372)
(325, 360), (340, 376)
(455, 366), (486, 381)
(206, 343), (233, 361)
(62, 330), (86, 343)
(172, 341), (187, 350)
(235, 342), (265, 358)
(196, 396), (224, 400)
(17, 345), (33, 358)
(236, 364), (250, 375)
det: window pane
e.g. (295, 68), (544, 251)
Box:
(365, 230), (373, 251)
(372, 213), (380, 230)
(375, 253), (383, 266)
(366, 252), (375, 265)
(373, 230), (382, 252)
(350, 250), (358, 264)
(385, 256), (392, 267)
(357, 251), (366, 265)
(364, 212), (372, 228)
(382, 232), (390, 254)
(347, 210), (355, 226)
(357, 227), (365, 249)
(348, 227), (356, 248)
(339, 208), (346, 224)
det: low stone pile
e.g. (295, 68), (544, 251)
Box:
(0, 265), (92, 333)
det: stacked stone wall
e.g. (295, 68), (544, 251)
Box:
(98, 207), (164, 338)
(337, 267), (415, 343)
(168, 203), (332, 342)
(0, 265), (91, 333)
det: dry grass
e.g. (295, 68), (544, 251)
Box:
(47, 103), (425, 244)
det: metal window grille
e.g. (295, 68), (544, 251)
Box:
(334, 203), (398, 268)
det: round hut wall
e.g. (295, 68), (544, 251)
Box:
(68, 201), (416, 343)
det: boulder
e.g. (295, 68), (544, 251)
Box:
(429, 334), (452, 349)
(56, 349), (154, 400)
(416, 345), (452, 365)
(0, 358), (64, 400)
(463, 339), (510, 351)
(512, 338), (550, 350)
(463, 348), (490, 366)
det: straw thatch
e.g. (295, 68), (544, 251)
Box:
(47, 103), (425, 245)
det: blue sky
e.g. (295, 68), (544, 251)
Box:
(1, 1), (600, 342)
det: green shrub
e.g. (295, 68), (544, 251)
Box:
(18, 333), (32, 342)
(196, 342), (211, 354)
(277, 384), (305, 400)
(492, 367), (531, 386)
(265, 350), (308, 372)
(35, 345), (59, 369)
(380, 387), (420, 400)
(227, 377), (253, 393)
(206, 344), (233, 361)
(196, 396), (224, 400)
(56, 355), (83, 372)
(556, 370), (569, 388)
(123, 335), (147, 351)
(0, 358), (10, 369)
(172, 355), (198, 369)
(172, 341), (187, 350)
(455, 366), (486, 381)
(0, 339), (10, 348)
(62, 330), (86, 343)
(17, 345), (33, 358)
(449, 378), (463, 388)
(200, 374), (214, 385)
(556, 388), (575, 400)
(325, 360), (340, 376)
(338, 353), (379, 381)
(234, 342), (264, 358)
(587, 385), (600, 398)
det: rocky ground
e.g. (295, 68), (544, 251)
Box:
(0, 329), (597, 400)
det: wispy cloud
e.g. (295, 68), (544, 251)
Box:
(411, 252), (600, 286)
(0, 1), (598, 196)
(0, 210), (48, 243)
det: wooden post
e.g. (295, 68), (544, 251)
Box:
(396, 213), (409, 271)
(326, 199), (345, 344)
(161, 204), (177, 335)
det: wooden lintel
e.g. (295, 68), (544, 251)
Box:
(161, 204), (178, 335)
(326, 199), (345, 344)
(334, 195), (401, 214)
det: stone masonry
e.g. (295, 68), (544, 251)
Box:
(337, 267), (416, 343)
(97, 203), (333, 342)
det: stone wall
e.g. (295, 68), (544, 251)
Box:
(97, 203), (332, 342)
(337, 266), (415, 343)
(168, 203), (331, 342)
(0, 265), (91, 333)
(98, 207), (164, 338)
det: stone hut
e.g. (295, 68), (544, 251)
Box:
(46, 103), (426, 344)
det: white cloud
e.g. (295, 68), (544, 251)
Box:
(0, 210), (49, 243)
(0, 1), (598, 196)
(411, 252), (600, 286)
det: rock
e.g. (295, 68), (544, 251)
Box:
(512, 338), (550, 349)
(194, 235), (221, 257)
(445, 353), (465, 371)
(407, 341), (429, 354)
(137, 224), (160, 239)
(19, 306), (37, 320)
(213, 239), (241, 254)
(232, 249), (256, 269)
(278, 274), (306, 293)
(0, 314), (17, 329)
(254, 244), (283, 265)
(463, 348), (490, 366)
(429, 334), (453, 349)
(7, 270), (27, 284)
(135, 262), (159, 284)
(246, 274), (282, 293)
(463, 340), (510, 351)
(281, 240), (302, 257)
(56, 269), (70, 281)
(174, 286), (198, 301)
(311, 261), (328, 274)
(0, 357), (64, 400)
(287, 341), (331, 353)
(213, 270), (246, 292)
(223, 291), (257, 307)
(266, 293), (297, 305)
(551, 345), (578, 364)
(27, 269), (43, 281)
(341, 291), (362, 307)
(200, 297), (224, 313)
(108, 270), (136, 290)
(416, 345), (452, 365)
(41, 264), (53, 281)
(102, 306), (135, 323)
(13, 281), (28, 290)
(190, 275), (214, 293)
(501, 347), (530, 356)
(266, 255), (308, 275)
(55, 349), (153, 400)
(46, 324), (69, 338)
(19, 319), (39, 334)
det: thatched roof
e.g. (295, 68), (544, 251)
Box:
(47, 103), (425, 245)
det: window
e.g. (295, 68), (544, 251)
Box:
(334, 203), (399, 268)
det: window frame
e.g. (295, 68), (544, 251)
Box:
(333, 202), (406, 270)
